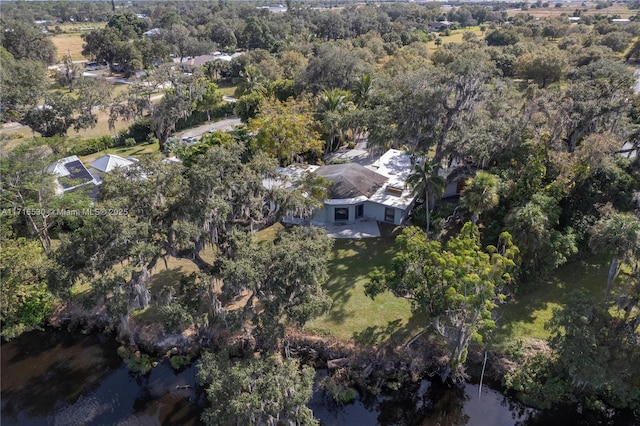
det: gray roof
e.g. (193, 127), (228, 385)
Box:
(314, 163), (388, 199)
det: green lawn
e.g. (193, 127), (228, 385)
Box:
(491, 256), (631, 350)
(306, 237), (426, 345)
(425, 27), (485, 53)
(307, 232), (630, 350)
(217, 81), (238, 97)
(79, 140), (162, 163)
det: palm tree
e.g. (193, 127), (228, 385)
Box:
(316, 88), (350, 115)
(315, 88), (352, 153)
(233, 65), (266, 98)
(460, 171), (500, 225)
(589, 211), (640, 301)
(406, 158), (445, 233)
(352, 73), (372, 108)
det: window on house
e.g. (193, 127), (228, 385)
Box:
(334, 207), (349, 221)
(355, 204), (364, 219)
(384, 207), (395, 223)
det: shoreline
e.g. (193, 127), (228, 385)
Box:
(47, 298), (518, 397)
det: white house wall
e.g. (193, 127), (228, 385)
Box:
(443, 181), (458, 198)
(312, 200), (415, 226)
(364, 201), (388, 223)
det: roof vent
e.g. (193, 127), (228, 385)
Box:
(385, 185), (403, 196)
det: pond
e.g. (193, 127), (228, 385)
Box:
(1, 330), (635, 426)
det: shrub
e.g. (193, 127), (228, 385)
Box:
(127, 351), (153, 375)
(320, 376), (357, 404)
(121, 119), (153, 143)
(159, 304), (193, 332)
(117, 346), (154, 375)
(170, 355), (192, 371)
(69, 135), (115, 156)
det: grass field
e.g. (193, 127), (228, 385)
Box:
(217, 81), (238, 97)
(425, 27), (485, 53)
(305, 230), (632, 351)
(51, 33), (86, 62)
(49, 22), (105, 62)
(306, 237), (426, 345)
(79, 140), (162, 163)
(490, 256), (633, 350)
(507, 4), (635, 19)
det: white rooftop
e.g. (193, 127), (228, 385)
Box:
(367, 149), (412, 187)
(89, 154), (135, 173)
(47, 155), (81, 177)
(262, 164), (318, 191)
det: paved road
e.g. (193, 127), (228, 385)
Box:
(176, 116), (242, 139)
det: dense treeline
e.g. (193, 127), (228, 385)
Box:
(1, 1), (639, 423)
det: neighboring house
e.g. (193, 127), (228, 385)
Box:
(88, 154), (137, 183)
(612, 18), (631, 24)
(47, 155), (100, 198)
(143, 28), (161, 37)
(184, 55), (218, 67)
(48, 154), (138, 200)
(428, 21), (452, 32)
(181, 53), (235, 69)
(256, 5), (287, 13)
(440, 158), (473, 199)
(311, 149), (417, 226)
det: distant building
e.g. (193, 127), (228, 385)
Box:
(181, 53), (235, 68)
(256, 5), (287, 13)
(143, 28), (162, 37)
(428, 21), (452, 32)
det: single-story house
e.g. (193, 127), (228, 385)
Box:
(47, 155), (100, 198)
(428, 21), (452, 32)
(48, 154), (139, 199)
(180, 53), (236, 69)
(310, 149), (417, 226)
(88, 154), (137, 183)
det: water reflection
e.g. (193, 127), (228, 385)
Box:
(308, 370), (534, 426)
(1, 330), (202, 426)
(2, 331), (636, 426)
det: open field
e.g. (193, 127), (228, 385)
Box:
(78, 140), (162, 163)
(306, 236), (426, 345)
(51, 33), (86, 62)
(507, 4), (635, 18)
(425, 27), (485, 53)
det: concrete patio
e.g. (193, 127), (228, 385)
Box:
(314, 217), (381, 238)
